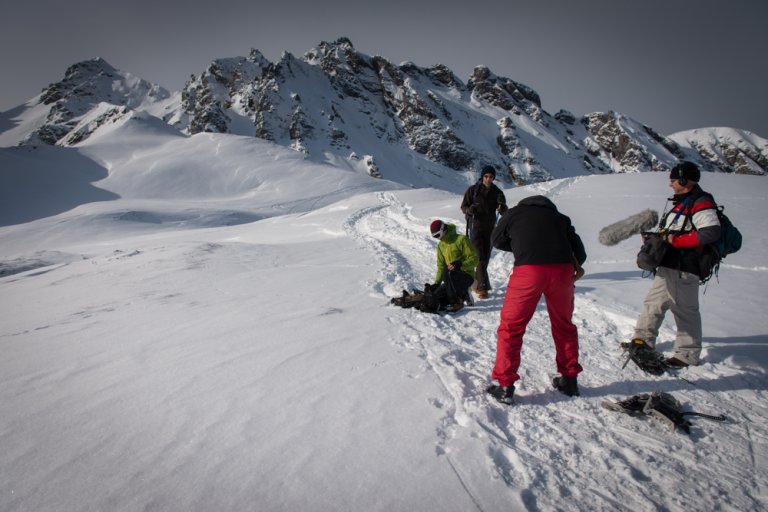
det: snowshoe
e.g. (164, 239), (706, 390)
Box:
(643, 391), (692, 433)
(602, 392), (691, 433)
(664, 356), (689, 369)
(602, 391), (727, 434)
(601, 393), (650, 415)
(621, 339), (668, 376)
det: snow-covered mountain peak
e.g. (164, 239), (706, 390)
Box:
(669, 127), (768, 175)
(1, 41), (766, 183)
(1, 57), (171, 147)
(40, 57), (169, 109)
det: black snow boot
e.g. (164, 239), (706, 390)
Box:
(552, 376), (580, 397)
(486, 385), (515, 405)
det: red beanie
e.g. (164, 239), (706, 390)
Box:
(430, 220), (445, 237)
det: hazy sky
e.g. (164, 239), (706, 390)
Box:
(1, 0), (766, 137)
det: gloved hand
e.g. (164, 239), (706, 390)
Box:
(468, 204), (478, 215)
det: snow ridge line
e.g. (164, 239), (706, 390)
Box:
(527, 176), (585, 200)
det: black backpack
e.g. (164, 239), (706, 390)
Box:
(713, 206), (743, 258)
(695, 205), (742, 283)
(390, 283), (448, 314)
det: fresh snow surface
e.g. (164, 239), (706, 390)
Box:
(1, 133), (767, 512)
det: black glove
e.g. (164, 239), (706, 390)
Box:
(450, 261), (462, 269)
(468, 204), (478, 215)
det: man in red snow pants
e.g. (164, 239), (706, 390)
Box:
(486, 195), (586, 404)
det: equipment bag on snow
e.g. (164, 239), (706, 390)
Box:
(601, 391), (727, 434)
(390, 283), (449, 314)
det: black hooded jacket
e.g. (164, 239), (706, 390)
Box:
(461, 181), (507, 232)
(491, 195), (586, 267)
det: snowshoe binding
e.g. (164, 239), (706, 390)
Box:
(621, 339), (668, 376)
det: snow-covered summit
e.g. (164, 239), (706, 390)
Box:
(39, 58), (169, 109)
(0, 57), (172, 147)
(669, 127), (768, 175)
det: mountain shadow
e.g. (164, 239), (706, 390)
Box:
(0, 145), (118, 226)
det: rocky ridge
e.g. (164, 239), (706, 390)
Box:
(2, 38), (766, 184)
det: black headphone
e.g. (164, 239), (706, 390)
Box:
(672, 161), (700, 186)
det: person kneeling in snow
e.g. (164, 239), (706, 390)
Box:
(486, 196), (587, 404)
(430, 220), (478, 312)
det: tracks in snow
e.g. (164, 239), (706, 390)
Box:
(341, 190), (765, 511)
(342, 191), (649, 507)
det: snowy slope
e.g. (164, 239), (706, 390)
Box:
(0, 131), (767, 511)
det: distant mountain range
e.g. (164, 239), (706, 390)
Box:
(1, 37), (765, 184)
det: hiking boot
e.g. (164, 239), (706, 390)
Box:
(474, 289), (488, 299)
(486, 384), (515, 405)
(665, 356), (689, 369)
(447, 303), (464, 313)
(552, 376), (580, 397)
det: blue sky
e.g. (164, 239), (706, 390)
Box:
(1, 0), (766, 137)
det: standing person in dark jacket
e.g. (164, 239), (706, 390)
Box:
(486, 195), (587, 404)
(625, 161), (720, 371)
(460, 165), (507, 299)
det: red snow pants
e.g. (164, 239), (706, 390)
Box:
(492, 264), (582, 386)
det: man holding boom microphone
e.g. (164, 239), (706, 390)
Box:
(624, 161), (721, 373)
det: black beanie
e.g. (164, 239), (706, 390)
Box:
(481, 165), (496, 178)
(669, 161), (701, 183)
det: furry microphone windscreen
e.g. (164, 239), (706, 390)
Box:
(598, 209), (659, 246)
